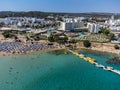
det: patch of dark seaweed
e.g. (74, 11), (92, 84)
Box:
(80, 49), (114, 59)
(106, 57), (120, 65)
(47, 50), (65, 55)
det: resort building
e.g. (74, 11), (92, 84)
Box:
(109, 26), (120, 33)
(105, 15), (120, 26)
(17, 22), (23, 27)
(59, 18), (85, 31)
(0, 18), (5, 23)
(87, 23), (101, 33)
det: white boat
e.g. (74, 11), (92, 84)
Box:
(103, 66), (113, 71)
(111, 69), (120, 75)
(96, 64), (104, 68)
(106, 66), (113, 70)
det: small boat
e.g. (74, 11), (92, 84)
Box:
(103, 67), (108, 70)
(89, 60), (95, 64)
(106, 66), (113, 70)
(73, 52), (79, 56)
(96, 64), (104, 68)
(83, 57), (87, 61)
(111, 69), (120, 75)
(103, 66), (113, 71)
(79, 54), (84, 58)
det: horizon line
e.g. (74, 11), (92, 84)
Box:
(0, 10), (119, 14)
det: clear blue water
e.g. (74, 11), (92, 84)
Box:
(79, 33), (87, 37)
(48, 29), (56, 33)
(0, 50), (120, 90)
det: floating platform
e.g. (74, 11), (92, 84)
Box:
(67, 49), (120, 76)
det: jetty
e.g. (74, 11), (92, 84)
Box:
(67, 49), (120, 75)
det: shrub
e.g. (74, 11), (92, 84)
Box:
(114, 45), (119, 50)
(2, 31), (16, 38)
(83, 40), (91, 48)
(102, 28), (110, 36)
(118, 34), (120, 38)
(109, 33), (115, 40)
(48, 36), (54, 42)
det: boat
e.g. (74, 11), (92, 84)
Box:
(102, 66), (113, 71)
(79, 54), (84, 58)
(111, 69), (120, 75)
(89, 60), (95, 64)
(96, 64), (104, 68)
(106, 66), (113, 70)
(73, 52), (79, 56)
(94, 62), (98, 65)
(83, 57), (89, 61)
(103, 67), (109, 70)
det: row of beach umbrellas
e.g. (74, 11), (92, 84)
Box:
(0, 41), (54, 53)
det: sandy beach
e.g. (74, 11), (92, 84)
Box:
(0, 41), (120, 56)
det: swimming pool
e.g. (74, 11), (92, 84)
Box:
(79, 33), (87, 37)
(48, 29), (56, 33)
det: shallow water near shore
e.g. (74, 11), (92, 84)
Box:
(0, 50), (120, 90)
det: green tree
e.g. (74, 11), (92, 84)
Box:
(114, 45), (119, 49)
(63, 36), (68, 42)
(83, 40), (91, 48)
(70, 39), (77, 44)
(48, 36), (54, 42)
(14, 36), (18, 40)
(54, 36), (60, 42)
(109, 33), (115, 40)
(2, 30), (16, 38)
(118, 34), (120, 37)
(102, 28), (110, 36)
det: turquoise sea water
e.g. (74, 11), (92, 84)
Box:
(0, 50), (120, 90)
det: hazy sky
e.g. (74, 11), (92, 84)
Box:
(0, 0), (120, 13)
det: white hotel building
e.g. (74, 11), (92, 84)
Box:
(59, 18), (84, 31)
(87, 23), (101, 33)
